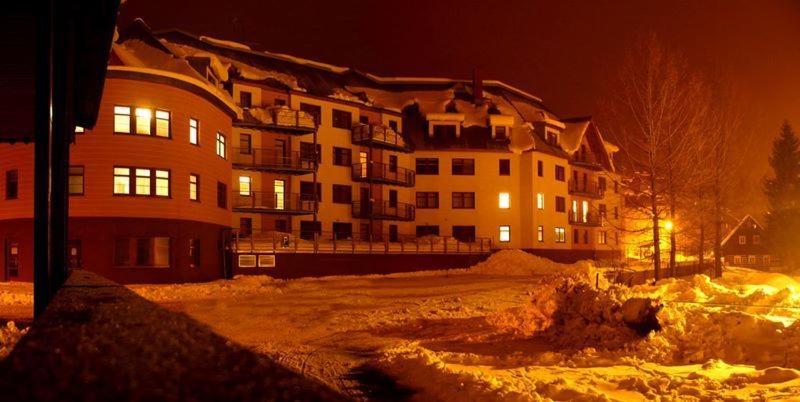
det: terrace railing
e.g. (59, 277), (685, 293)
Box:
(232, 191), (316, 214)
(351, 200), (415, 221)
(351, 161), (415, 187)
(568, 179), (604, 199)
(568, 210), (603, 227)
(351, 123), (407, 150)
(232, 148), (315, 173)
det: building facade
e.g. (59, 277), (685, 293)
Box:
(721, 215), (778, 268)
(0, 20), (624, 283)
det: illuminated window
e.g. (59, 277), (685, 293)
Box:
(582, 201), (589, 222)
(216, 132), (226, 159)
(135, 169), (151, 195)
(155, 110), (170, 137)
(555, 227), (566, 243)
(598, 231), (607, 245)
(239, 176), (252, 196)
(537, 225), (544, 242)
(114, 237), (171, 268)
(135, 108), (152, 135)
(499, 225), (511, 242)
(274, 180), (285, 210)
(189, 174), (199, 201)
(733, 255), (742, 265)
(536, 193), (544, 210)
(155, 170), (170, 197)
(75, 126), (85, 134)
(189, 118), (199, 145)
(68, 166), (84, 195)
(498, 192), (510, 209)
(572, 200), (578, 220)
(114, 106), (131, 133)
(738, 235), (746, 245)
(113, 168), (131, 194)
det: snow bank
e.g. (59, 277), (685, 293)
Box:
(0, 322), (27, 360)
(470, 250), (605, 284)
(129, 275), (281, 302)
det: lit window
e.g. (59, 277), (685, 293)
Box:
(189, 118), (199, 145)
(114, 106), (131, 133)
(499, 192), (510, 209)
(113, 168), (131, 194)
(738, 235), (746, 245)
(239, 176), (252, 196)
(135, 108), (152, 135)
(75, 126), (85, 134)
(536, 193), (544, 210)
(68, 166), (84, 195)
(155, 110), (170, 137)
(555, 227), (566, 243)
(189, 174), (199, 201)
(599, 231), (607, 244)
(216, 132), (227, 159)
(499, 225), (511, 242)
(155, 170), (170, 197)
(135, 169), (151, 195)
(274, 180), (285, 210)
(733, 255), (742, 265)
(537, 225), (544, 242)
(582, 201), (589, 222)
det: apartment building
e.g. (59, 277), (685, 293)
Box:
(0, 20), (624, 283)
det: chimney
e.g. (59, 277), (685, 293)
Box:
(472, 66), (483, 105)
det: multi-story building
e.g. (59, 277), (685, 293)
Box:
(0, 20), (624, 282)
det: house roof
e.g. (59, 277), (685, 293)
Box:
(721, 214), (765, 247)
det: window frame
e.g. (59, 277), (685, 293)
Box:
(331, 109), (353, 129)
(68, 165), (85, 196)
(333, 147), (352, 167)
(498, 159), (510, 176)
(189, 118), (200, 146)
(189, 173), (200, 202)
(332, 184), (352, 204)
(499, 225), (511, 243)
(452, 192), (475, 209)
(555, 165), (566, 182)
(217, 181), (228, 209)
(555, 227), (566, 243)
(112, 166), (171, 198)
(216, 132), (227, 159)
(5, 170), (19, 200)
(451, 158), (475, 175)
(416, 191), (439, 209)
(416, 158), (439, 175)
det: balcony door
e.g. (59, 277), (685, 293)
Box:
(274, 180), (285, 210)
(274, 139), (286, 166)
(360, 187), (370, 215)
(359, 151), (368, 178)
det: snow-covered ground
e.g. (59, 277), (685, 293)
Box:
(1, 252), (799, 400)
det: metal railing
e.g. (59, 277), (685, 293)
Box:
(605, 261), (715, 286)
(351, 162), (415, 187)
(568, 210), (603, 227)
(232, 191), (316, 214)
(351, 123), (407, 150)
(568, 179), (604, 198)
(570, 153), (603, 169)
(232, 148), (315, 173)
(243, 106), (316, 131)
(351, 200), (415, 221)
(230, 229), (493, 255)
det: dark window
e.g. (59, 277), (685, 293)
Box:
(359, 115), (369, 124)
(388, 120), (398, 132)
(273, 98), (286, 106)
(240, 91), (252, 109)
(239, 218), (252, 235)
(433, 124), (457, 138)
(416, 192), (439, 208)
(332, 109), (352, 129)
(114, 238), (130, 267)
(5, 170), (18, 200)
(416, 225), (440, 237)
(299, 103), (322, 125)
(333, 222), (353, 239)
(389, 190), (398, 207)
(115, 237), (170, 268)
(300, 181), (322, 201)
(416, 158), (439, 175)
(499, 159), (510, 176)
(68, 166), (84, 195)
(300, 220), (322, 240)
(584, 231), (589, 244)
(332, 184), (352, 204)
(452, 226), (476, 242)
(217, 182), (227, 209)
(573, 229), (580, 244)
(189, 239), (200, 268)
(555, 165), (566, 181)
(388, 155), (398, 172)
(537, 160), (543, 177)
(5, 240), (19, 277)
(239, 134), (252, 154)
(555, 196), (566, 212)
(333, 147), (352, 166)
(599, 177), (607, 192)
(495, 126), (507, 140)
(599, 204), (607, 218)
(451, 158), (475, 175)
(452, 192), (475, 209)
(301, 142), (321, 163)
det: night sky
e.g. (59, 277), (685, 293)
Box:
(119, 0), (800, 215)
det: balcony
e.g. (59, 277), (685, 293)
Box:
(568, 180), (605, 199)
(351, 123), (408, 151)
(569, 211), (604, 227)
(237, 106), (316, 134)
(232, 148), (315, 174)
(569, 153), (603, 170)
(352, 200), (415, 221)
(351, 162), (415, 187)
(232, 191), (316, 215)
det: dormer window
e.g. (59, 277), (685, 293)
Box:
(495, 126), (507, 140)
(427, 113), (465, 138)
(433, 124), (457, 138)
(489, 115), (514, 140)
(546, 131), (559, 146)
(240, 91), (252, 109)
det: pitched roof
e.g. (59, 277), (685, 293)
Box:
(721, 215), (765, 247)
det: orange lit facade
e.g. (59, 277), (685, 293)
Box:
(0, 20), (625, 282)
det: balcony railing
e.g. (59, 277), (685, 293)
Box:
(351, 123), (408, 151)
(570, 153), (603, 170)
(568, 210), (603, 227)
(232, 191), (316, 214)
(229, 229), (493, 255)
(232, 148), (315, 174)
(351, 200), (415, 221)
(568, 180), (605, 199)
(351, 162), (415, 187)
(239, 106), (316, 133)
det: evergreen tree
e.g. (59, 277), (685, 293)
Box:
(764, 120), (800, 270)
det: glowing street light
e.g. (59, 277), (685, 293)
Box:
(664, 220), (674, 232)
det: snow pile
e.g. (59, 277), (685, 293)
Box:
(129, 275), (282, 302)
(470, 250), (605, 284)
(0, 283), (33, 306)
(0, 322), (27, 359)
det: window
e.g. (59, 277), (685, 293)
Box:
(114, 237), (171, 268)
(68, 166), (84, 195)
(274, 180), (285, 210)
(599, 204), (607, 218)
(453, 226), (476, 242)
(300, 181), (322, 201)
(333, 147), (352, 166)
(433, 124), (457, 138)
(189, 174), (199, 201)
(189, 118), (199, 145)
(113, 167), (169, 197)
(599, 231), (607, 245)
(388, 120), (399, 132)
(495, 126), (507, 140)
(536, 193), (544, 210)
(753, 235), (761, 244)
(555, 227), (566, 243)
(359, 115), (370, 124)
(114, 106), (131, 133)
(452, 192), (475, 209)
(498, 192), (510, 209)
(332, 109), (352, 129)
(216, 133), (226, 159)
(537, 225), (544, 242)
(300, 103), (322, 125)
(332, 184), (352, 204)
(583, 231), (589, 244)
(300, 221), (322, 240)
(416, 192), (439, 208)
(546, 131), (558, 146)
(416, 225), (440, 237)
(452, 158), (475, 175)
(114, 168), (130, 194)
(75, 126), (85, 134)
(333, 222), (353, 239)
(135, 107), (152, 135)
(537, 160), (543, 177)
(555, 165), (566, 181)
(240, 134), (252, 154)
(499, 159), (510, 176)
(5, 170), (18, 200)
(388, 155), (398, 172)
(555, 196), (566, 213)
(239, 176), (251, 196)
(155, 110), (170, 137)
(499, 225), (511, 242)
(614, 181), (619, 193)
(217, 182), (227, 209)
(4, 241), (19, 277)
(599, 177), (607, 192)
(573, 229), (580, 244)
(733, 255), (742, 265)
(155, 170), (170, 197)
(301, 142), (321, 163)
(189, 239), (200, 268)
(240, 91), (252, 108)
(739, 235), (747, 245)
(416, 158), (439, 175)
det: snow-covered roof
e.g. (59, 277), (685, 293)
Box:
(721, 215), (764, 247)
